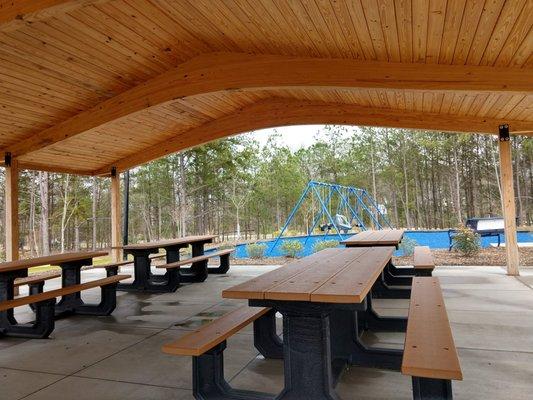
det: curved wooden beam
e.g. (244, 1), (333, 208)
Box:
(93, 98), (533, 175)
(4, 52), (532, 158)
(0, 1), (107, 32)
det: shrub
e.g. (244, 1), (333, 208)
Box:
(313, 240), (340, 253)
(281, 240), (303, 258)
(399, 237), (418, 256)
(246, 243), (267, 259)
(452, 226), (481, 256)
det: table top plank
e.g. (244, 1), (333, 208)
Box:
(222, 250), (328, 300)
(341, 229), (404, 247)
(265, 248), (371, 301)
(224, 247), (395, 304)
(311, 247), (395, 303)
(123, 235), (217, 251)
(0, 251), (108, 273)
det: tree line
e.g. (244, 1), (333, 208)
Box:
(0, 126), (531, 259)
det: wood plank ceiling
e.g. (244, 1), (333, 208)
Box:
(0, 0), (532, 175)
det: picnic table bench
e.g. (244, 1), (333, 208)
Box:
(163, 246), (460, 399)
(413, 246), (435, 276)
(0, 252), (130, 338)
(165, 247), (410, 399)
(157, 248), (234, 276)
(402, 277), (462, 398)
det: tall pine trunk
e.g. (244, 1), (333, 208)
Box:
(39, 172), (50, 255)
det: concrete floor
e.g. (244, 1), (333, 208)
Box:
(2, 264), (533, 400)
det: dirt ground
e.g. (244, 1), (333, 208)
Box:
(231, 247), (533, 267)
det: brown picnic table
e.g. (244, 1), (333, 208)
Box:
(0, 251), (130, 337)
(222, 247), (408, 399)
(119, 235), (217, 292)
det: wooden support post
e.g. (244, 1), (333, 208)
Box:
(5, 155), (19, 262)
(498, 125), (519, 276)
(110, 168), (122, 262)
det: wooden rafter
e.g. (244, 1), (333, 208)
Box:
(2, 52), (532, 158)
(93, 98), (533, 175)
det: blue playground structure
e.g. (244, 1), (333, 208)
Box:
(268, 181), (392, 255)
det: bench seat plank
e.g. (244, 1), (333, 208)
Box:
(413, 246), (435, 269)
(14, 271), (61, 287)
(83, 260), (132, 270)
(402, 277), (462, 381)
(156, 249), (234, 270)
(0, 274), (130, 312)
(149, 253), (166, 260)
(162, 306), (270, 356)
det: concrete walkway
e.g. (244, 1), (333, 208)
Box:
(2, 265), (533, 399)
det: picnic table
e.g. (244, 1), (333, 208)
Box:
(0, 251), (107, 315)
(222, 247), (404, 399)
(119, 235), (216, 292)
(341, 229), (405, 248)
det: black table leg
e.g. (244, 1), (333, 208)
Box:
(330, 309), (403, 371)
(180, 242), (208, 283)
(150, 245), (184, 282)
(276, 309), (339, 400)
(118, 249), (180, 292)
(56, 258), (119, 316)
(55, 261), (85, 313)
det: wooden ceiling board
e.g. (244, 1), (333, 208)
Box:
(0, 0), (530, 175)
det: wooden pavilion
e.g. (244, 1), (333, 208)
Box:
(1, 1), (532, 274)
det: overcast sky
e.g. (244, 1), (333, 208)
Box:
(246, 124), (362, 151)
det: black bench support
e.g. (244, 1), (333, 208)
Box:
(253, 308), (283, 359)
(55, 260), (121, 317)
(372, 271), (411, 299)
(387, 263), (416, 277)
(412, 377), (453, 400)
(383, 266), (413, 286)
(208, 253), (231, 274)
(0, 274), (56, 339)
(180, 242), (209, 283)
(193, 341), (274, 400)
(357, 294), (407, 332)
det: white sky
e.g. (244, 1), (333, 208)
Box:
(248, 125), (325, 150)
(245, 124), (362, 150)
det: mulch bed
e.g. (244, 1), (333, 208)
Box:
(231, 247), (533, 267)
